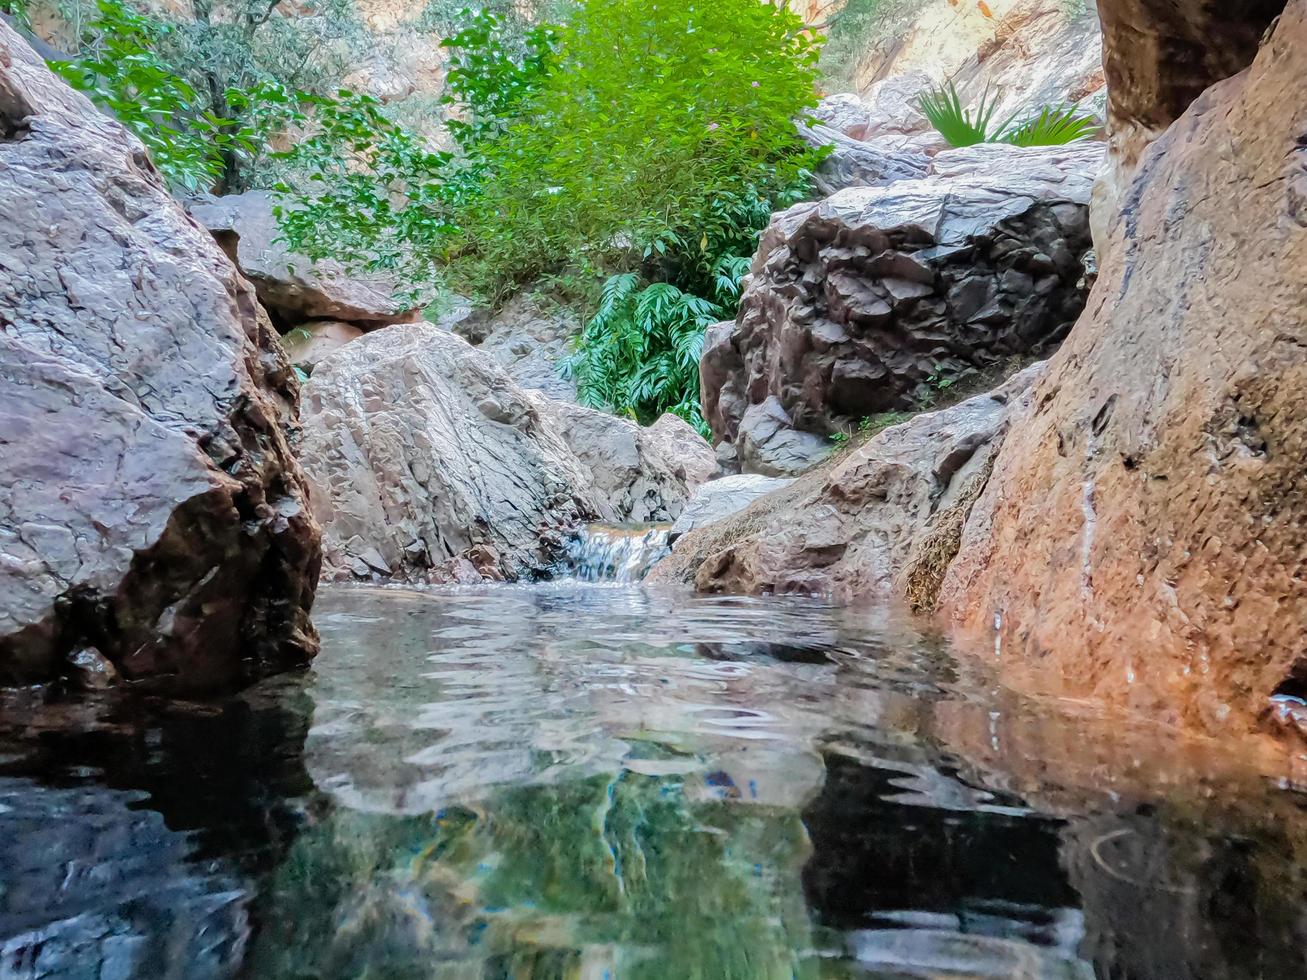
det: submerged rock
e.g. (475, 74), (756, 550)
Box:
(297, 325), (713, 582)
(703, 142), (1098, 472)
(190, 190), (421, 327)
(0, 23), (321, 692)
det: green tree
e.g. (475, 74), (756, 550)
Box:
(452, 0), (824, 293)
(47, 0), (259, 192)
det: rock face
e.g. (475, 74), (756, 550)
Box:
(652, 366), (1042, 598)
(702, 142), (1098, 471)
(798, 121), (930, 196)
(298, 325), (713, 582)
(937, 1), (1307, 736)
(841, 0), (1106, 124)
(190, 191), (421, 327)
(1090, 0), (1282, 254)
(0, 23), (320, 692)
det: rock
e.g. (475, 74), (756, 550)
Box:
(736, 397), (834, 477)
(848, 0), (1106, 127)
(1091, 0), (1280, 256)
(280, 320), (365, 374)
(937, 1), (1307, 738)
(810, 92), (877, 139)
(189, 190), (421, 326)
(0, 23), (320, 692)
(452, 292), (578, 402)
(702, 142), (1099, 459)
(668, 475), (794, 546)
(858, 72), (937, 141)
(651, 366), (1043, 596)
(298, 324), (712, 582)
(798, 121), (930, 195)
(542, 402), (716, 525)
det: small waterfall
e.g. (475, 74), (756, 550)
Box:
(557, 524), (671, 583)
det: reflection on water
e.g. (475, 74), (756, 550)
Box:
(2, 583), (1307, 979)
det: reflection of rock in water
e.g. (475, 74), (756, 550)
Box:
(246, 772), (815, 979)
(0, 683), (313, 979)
(801, 752), (1091, 978)
(0, 780), (250, 980)
(1062, 810), (1307, 980)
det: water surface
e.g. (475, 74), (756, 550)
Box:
(2, 583), (1306, 979)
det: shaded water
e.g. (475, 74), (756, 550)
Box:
(3, 583), (1307, 979)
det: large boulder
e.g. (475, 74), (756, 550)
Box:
(0, 23), (320, 692)
(651, 366), (1042, 597)
(702, 142), (1099, 471)
(297, 325), (713, 581)
(938, 1), (1307, 737)
(189, 191), (421, 327)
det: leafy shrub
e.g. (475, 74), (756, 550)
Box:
(916, 81), (1010, 148)
(1003, 104), (1101, 147)
(272, 0), (825, 428)
(565, 256), (750, 433)
(47, 0), (258, 192)
(451, 0), (825, 296)
(268, 9), (558, 295)
(916, 80), (1099, 148)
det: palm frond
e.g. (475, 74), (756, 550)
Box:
(1001, 104), (1100, 146)
(916, 82), (1014, 148)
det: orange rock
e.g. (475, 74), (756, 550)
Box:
(939, 0), (1307, 737)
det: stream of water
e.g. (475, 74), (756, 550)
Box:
(2, 582), (1306, 979)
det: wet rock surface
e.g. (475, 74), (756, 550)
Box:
(702, 143), (1098, 470)
(0, 23), (320, 693)
(297, 325), (712, 582)
(653, 366), (1043, 597)
(938, 2), (1307, 736)
(668, 474), (794, 546)
(189, 190), (421, 327)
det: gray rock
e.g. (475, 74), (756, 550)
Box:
(703, 142), (1101, 453)
(452, 292), (579, 402)
(669, 475), (794, 546)
(0, 22), (320, 692)
(189, 190), (421, 326)
(736, 397), (834, 477)
(281, 319), (366, 374)
(298, 325), (713, 582)
(799, 121), (930, 195)
(540, 401), (716, 526)
(651, 365), (1045, 598)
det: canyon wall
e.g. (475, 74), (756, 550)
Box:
(939, 0), (1303, 733)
